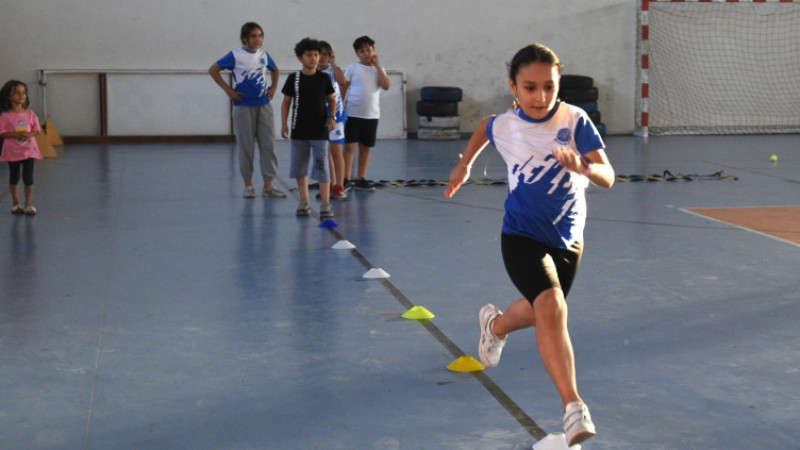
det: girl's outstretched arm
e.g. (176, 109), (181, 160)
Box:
(445, 116), (494, 198)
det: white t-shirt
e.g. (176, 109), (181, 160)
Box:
(343, 63), (384, 119)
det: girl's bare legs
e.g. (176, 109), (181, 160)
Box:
(9, 184), (20, 207)
(492, 289), (582, 409)
(24, 185), (33, 208)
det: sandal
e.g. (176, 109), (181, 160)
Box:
(11, 205), (24, 214)
(24, 206), (37, 215)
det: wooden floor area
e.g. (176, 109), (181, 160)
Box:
(688, 206), (800, 246)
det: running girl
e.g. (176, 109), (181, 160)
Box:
(445, 44), (615, 447)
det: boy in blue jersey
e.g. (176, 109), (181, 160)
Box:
(210, 22), (286, 199)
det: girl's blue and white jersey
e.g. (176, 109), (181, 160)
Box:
(320, 64), (347, 122)
(487, 101), (604, 249)
(216, 47), (277, 107)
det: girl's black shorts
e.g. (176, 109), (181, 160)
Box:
(500, 233), (583, 304)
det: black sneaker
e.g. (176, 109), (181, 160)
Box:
(353, 178), (376, 192)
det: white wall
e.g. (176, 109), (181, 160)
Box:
(39, 69), (407, 139)
(0, 0), (637, 136)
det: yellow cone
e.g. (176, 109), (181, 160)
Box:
(447, 355), (485, 372)
(401, 305), (434, 320)
(45, 117), (63, 146)
(36, 133), (58, 158)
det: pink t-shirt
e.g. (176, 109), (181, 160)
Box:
(1, 110), (42, 162)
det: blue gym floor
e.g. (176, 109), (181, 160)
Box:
(1, 134), (799, 449)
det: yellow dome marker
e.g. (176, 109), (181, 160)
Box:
(401, 306), (435, 320)
(446, 355), (485, 372)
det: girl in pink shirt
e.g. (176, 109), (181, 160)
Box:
(0, 80), (42, 215)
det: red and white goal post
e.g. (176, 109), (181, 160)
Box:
(637, 0), (800, 136)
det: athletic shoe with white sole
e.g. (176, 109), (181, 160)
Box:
(331, 184), (347, 199)
(262, 187), (287, 198)
(243, 186), (257, 198)
(319, 202), (334, 219)
(478, 303), (507, 367)
(563, 402), (596, 446)
(296, 200), (310, 216)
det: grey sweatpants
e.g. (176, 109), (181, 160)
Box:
(232, 103), (277, 182)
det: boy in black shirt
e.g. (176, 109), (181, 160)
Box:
(281, 38), (337, 218)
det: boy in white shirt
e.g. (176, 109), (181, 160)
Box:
(339, 36), (391, 191)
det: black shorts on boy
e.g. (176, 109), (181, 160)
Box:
(344, 117), (378, 148)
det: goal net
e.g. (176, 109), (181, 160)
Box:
(639, 0), (800, 135)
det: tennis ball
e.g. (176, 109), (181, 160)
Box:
(770, 154), (778, 163)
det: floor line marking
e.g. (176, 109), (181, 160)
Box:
(82, 165), (127, 449)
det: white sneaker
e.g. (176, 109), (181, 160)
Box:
(243, 186), (256, 198)
(563, 402), (596, 446)
(478, 304), (507, 367)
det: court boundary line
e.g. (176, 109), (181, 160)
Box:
(277, 177), (548, 441)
